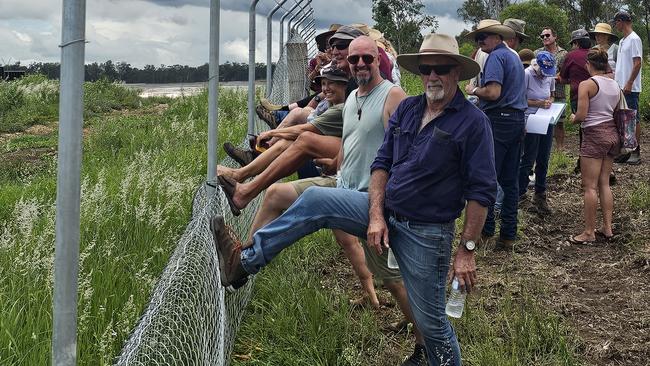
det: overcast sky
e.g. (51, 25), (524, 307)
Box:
(0, 0), (468, 68)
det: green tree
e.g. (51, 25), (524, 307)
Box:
(545, 0), (622, 31)
(500, 0), (570, 50)
(372, 0), (438, 54)
(458, 0), (512, 27)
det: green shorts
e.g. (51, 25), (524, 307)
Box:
(290, 175), (336, 195)
(360, 239), (402, 285)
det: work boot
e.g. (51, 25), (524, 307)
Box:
(260, 98), (283, 111)
(223, 142), (256, 167)
(533, 192), (551, 214)
(401, 343), (428, 366)
(495, 238), (515, 251)
(256, 104), (279, 129)
(626, 146), (641, 165)
(210, 215), (249, 291)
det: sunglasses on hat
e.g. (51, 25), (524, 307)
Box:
(418, 64), (455, 76)
(347, 54), (375, 65)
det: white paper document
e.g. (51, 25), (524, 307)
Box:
(526, 114), (553, 134)
(533, 102), (566, 125)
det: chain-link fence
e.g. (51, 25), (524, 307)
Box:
(115, 33), (309, 366)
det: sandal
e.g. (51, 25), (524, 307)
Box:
(568, 235), (595, 245)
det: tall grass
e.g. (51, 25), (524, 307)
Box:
(0, 82), (248, 364)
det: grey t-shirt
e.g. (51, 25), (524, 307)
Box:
(309, 103), (344, 137)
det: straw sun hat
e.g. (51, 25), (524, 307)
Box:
(465, 19), (516, 41)
(396, 33), (480, 81)
(589, 23), (619, 43)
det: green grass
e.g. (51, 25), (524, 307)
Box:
(627, 181), (650, 212)
(0, 77), (585, 365)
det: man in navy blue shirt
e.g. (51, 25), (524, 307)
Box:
(212, 34), (496, 366)
(465, 19), (527, 250)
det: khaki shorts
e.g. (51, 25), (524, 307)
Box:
(290, 175), (336, 195)
(360, 239), (402, 285)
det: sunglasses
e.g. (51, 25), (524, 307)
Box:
(331, 42), (350, 50)
(418, 64), (455, 76)
(474, 32), (495, 42)
(539, 33), (552, 39)
(347, 54), (375, 65)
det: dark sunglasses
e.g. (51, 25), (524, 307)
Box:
(474, 32), (495, 42)
(418, 64), (455, 76)
(539, 33), (552, 39)
(347, 54), (375, 65)
(331, 42), (350, 50)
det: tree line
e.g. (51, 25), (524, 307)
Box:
(2, 61), (273, 83)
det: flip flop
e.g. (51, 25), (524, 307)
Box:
(217, 175), (241, 216)
(568, 235), (595, 245)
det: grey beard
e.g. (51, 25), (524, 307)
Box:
(356, 74), (372, 86)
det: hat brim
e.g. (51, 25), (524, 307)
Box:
(515, 31), (529, 40)
(588, 31), (619, 42)
(465, 24), (516, 40)
(396, 52), (481, 81)
(314, 74), (349, 83)
(315, 30), (336, 52)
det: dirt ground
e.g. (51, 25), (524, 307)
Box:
(321, 131), (649, 365)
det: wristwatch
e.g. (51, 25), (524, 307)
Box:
(461, 239), (476, 252)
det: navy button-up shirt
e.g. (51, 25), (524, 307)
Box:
(370, 88), (497, 223)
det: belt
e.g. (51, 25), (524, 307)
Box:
(485, 107), (521, 114)
(387, 209), (410, 222)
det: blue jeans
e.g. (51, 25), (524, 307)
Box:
(625, 92), (640, 124)
(519, 124), (555, 196)
(482, 109), (525, 241)
(241, 186), (461, 366)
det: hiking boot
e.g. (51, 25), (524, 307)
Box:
(533, 192), (551, 214)
(255, 104), (279, 129)
(626, 147), (641, 165)
(260, 98), (282, 111)
(614, 152), (631, 164)
(223, 142), (256, 167)
(210, 215), (249, 291)
(401, 344), (428, 366)
(495, 238), (515, 251)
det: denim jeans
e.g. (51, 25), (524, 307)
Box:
(482, 109), (525, 241)
(241, 186), (462, 366)
(519, 124), (555, 196)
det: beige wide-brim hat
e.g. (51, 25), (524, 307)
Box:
(465, 19), (516, 40)
(396, 33), (481, 81)
(589, 23), (619, 43)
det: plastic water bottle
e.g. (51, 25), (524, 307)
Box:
(446, 277), (466, 318)
(387, 248), (399, 269)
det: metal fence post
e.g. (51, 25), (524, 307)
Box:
(247, 0), (261, 136)
(207, 0), (220, 191)
(287, 0), (309, 39)
(266, 0), (288, 97)
(52, 0), (86, 364)
(279, 0), (304, 55)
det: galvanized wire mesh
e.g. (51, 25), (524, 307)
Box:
(115, 33), (309, 366)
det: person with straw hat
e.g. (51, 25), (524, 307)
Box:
(464, 19), (526, 251)
(589, 22), (619, 74)
(213, 34), (496, 366)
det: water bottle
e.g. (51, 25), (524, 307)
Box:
(445, 277), (466, 318)
(387, 248), (399, 269)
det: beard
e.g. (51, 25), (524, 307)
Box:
(425, 83), (445, 101)
(353, 66), (372, 86)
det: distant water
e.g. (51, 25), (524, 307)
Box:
(124, 81), (264, 98)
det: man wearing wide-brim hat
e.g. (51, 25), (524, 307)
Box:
(503, 18), (529, 50)
(368, 33), (497, 365)
(467, 19), (517, 90)
(464, 19), (527, 251)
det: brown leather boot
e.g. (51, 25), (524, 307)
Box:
(210, 215), (249, 291)
(223, 142), (256, 167)
(533, 192), (551, 214)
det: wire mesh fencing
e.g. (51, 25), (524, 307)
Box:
(115, 33), (309, 366)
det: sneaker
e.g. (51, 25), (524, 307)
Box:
(533, 192), (551, 214)
(626, 148), (641, 165)
(260, 98), (282, 111)
(401, 344), (428, 366)
(210, 215), (249, 291)
(255, 104), (279, 129)
(223, 142), (256, 167)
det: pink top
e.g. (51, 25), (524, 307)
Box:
(583, 75), (620, 129)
